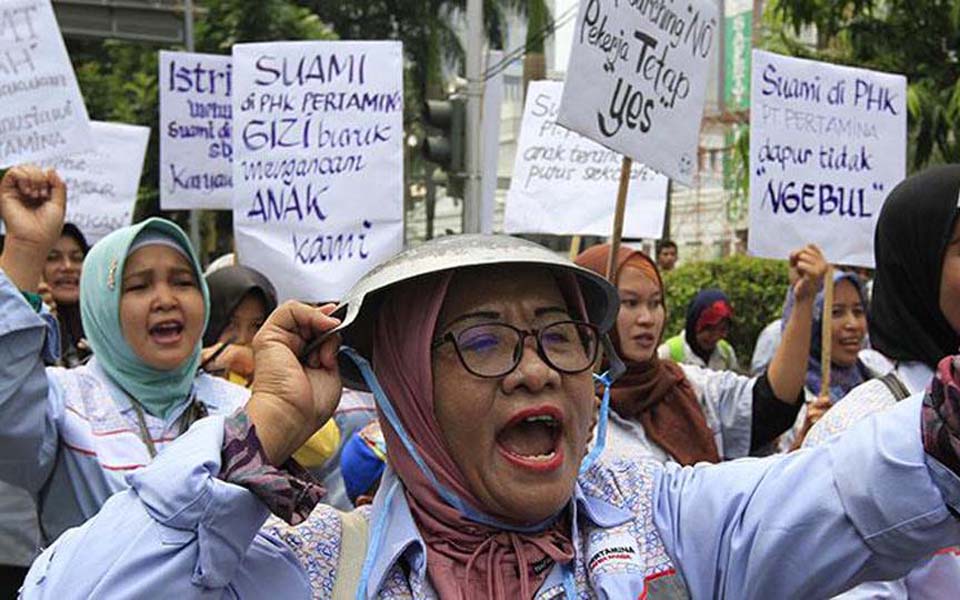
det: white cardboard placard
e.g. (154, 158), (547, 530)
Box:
(231, 41), (404, 302)
(748, 50), (907, 268)
(41, 121), (150, 244)
(159, 51), (233, 209)
(557, 0), (719, 185)
(0, 0), (92, 167)
(505, 81), (669, 239)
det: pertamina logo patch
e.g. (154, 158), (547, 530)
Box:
(587, 533), (642, 573)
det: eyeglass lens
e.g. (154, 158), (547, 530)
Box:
(455, 321), (597, 377)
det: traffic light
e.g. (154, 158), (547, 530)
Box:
(422, 95), (465, 199)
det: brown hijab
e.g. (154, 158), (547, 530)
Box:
(575, 244), (720, 464)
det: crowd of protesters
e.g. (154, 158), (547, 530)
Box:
(1, 163), (960, 598)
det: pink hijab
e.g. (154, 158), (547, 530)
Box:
(371, 271), (575, 599)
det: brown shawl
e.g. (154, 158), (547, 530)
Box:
(575, 244), (720, 464)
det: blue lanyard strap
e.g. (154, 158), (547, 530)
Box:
(562, 563), (579, 599)
(580, 371), (612, 476)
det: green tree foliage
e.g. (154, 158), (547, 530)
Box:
(196, 0), (333, 53)
(662, 255), (790, 365)
(65, 0), (336, 229)
(768, 0), (960, 170)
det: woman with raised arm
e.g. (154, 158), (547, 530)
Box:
(778, 270), (890, 451)
(0, 165), (249, 544)
(807, 165), (960, 440)
(18, 233), (960, 599)
(575, 244), (819, 463)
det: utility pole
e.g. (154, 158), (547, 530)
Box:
(184, 0), (202, 258)
(184, 0), (194, 52)
(752, 0), (763, 46)
(462, 0), (483, 233)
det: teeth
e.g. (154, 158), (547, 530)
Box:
(528, 450), (557, 461)
(524, 415), (557, 426)
(506, 449), (557, 461)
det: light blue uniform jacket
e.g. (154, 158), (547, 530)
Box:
(18, 387), (960, 598)
(0, 270), (248, 543)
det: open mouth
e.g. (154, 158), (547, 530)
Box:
(496, 407), (564, 472)
(149, 319), (185, 345)
(53, 276), (79, 289)
(632, 333), (656, 345)
(838, 337), (862, 351)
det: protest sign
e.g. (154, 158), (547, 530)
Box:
(748, 50), (907, 268)
(556, 0), (719, 185)
(40, 121), (150, 244)
(505, 81), (669, 239)
(0, 0), (92, 167)
(232, 41), (404, 301)
(159, 51), (233, 209)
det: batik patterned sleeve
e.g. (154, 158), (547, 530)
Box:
(922, 356), (960, 479)
(220, 409), (326, 525)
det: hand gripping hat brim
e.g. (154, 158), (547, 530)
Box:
(326, 234), (620, 392)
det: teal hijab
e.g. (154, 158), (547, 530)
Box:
(80, 218), (210, 418)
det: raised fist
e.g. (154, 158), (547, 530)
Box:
(790, 244), (829, 303)
(0, 165), (66, 253)
(246, 301), (343, 465)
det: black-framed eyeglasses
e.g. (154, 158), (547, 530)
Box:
(431, 320), (600, 378)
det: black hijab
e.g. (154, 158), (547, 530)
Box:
(203, 265), (278, 347)
(58, 223), (90, 365)
(869, 165), (960, 370)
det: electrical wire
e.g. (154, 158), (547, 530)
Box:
(480, 4), (576, 79)
(479, 3), (579, 82)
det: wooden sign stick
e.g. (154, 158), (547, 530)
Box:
(605, 156), (633, 283)
(819, 266), (835, 398)
(568, 235), (583, 261)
